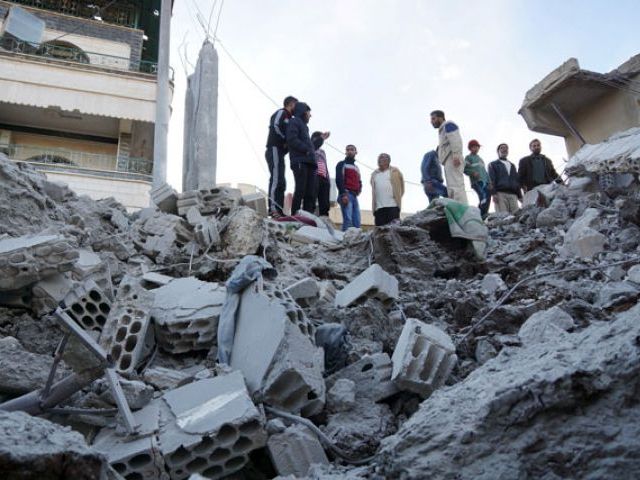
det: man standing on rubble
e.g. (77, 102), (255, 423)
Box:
(518, 139), (562, 192)
(421, 150), (448, 202)
(266, 96), (297, 217)
(287, 102), (318, 214)
(336, 144), (362, 230)
(371, 153), (404, 226)
(488, 143), (522, 214)
(430, 110), (468, 205)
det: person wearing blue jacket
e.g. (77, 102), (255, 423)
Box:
(421, 150), (448, 202)
(286, 102), (317, 214)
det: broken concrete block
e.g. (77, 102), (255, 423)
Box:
(480, 273), (506, 295)
(325, 353), (398, 403)
(143, 367), (194, 391)
(0, 234), (78, 291)
(42, 179), (73, 202)
(159, 372), (267, 480)
(335, 264), (399, 308)
(151, 182), (179, 214)
(141, 271), (175, 287)
(327, 378), (356, 412)
(597, 281), (640, 309)
(0, 336), (67, 394)
(291, 225), (343, 245)
(561, 208), (607, 259)
(93, 401), (165, 480)
(152, 277), (226, 354)
(133, 213), (193, 261)
(31, 273), (74, 315)
(267, 424), (329, 477)
(391, 318), (457, 398)
(177, 187), (243, 216)
(231, 285), (325, 416)
(221, 206), (264, 258)
(194, 217), (220, 248)
(0, 410), (106, 479)
(474, 337), (498, 365)
(518, 306), (575, 345)
(100, 378), (154, 410)
(61, 279), (112, 333)
(317, 280), (337, 305)
(242, 192), (268, 217)
(285, 278), (319, 307)
(185, 206), (204, 226)
(73, 249), (103, 278)
(99, 277), (154, 374)
(0, 286), (32, 309)
(264, 282), (316, 339)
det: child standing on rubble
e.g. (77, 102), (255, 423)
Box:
(464, 139), (491, 219)
(311, 131), (331, 218)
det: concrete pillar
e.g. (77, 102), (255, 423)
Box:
(182, 40), (219, 191)
(152, 0), (171, 187)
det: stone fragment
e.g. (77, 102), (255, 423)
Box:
(561, 208), (607, 259)
(152, 277), (226, 354)
(627, 265), (640, 284)
(109, 209), (130, 231)
(0, 411), (106, 479)
(221, 206), (264, 258)
(72, 250), (111, 297)
(150, 182), (178, 214)
(31, 273), (74, 316)
(159, 372), (267, 480)
(267, 424), (329, 477)
(99, 277), (154, 374)
(480, 273), (506, 295)
(474, 337), (498, 365)
(42, 179), (73, 202)
(325, 353), (398, 403)
(327, 378), (356, 412)
(61, 279), (112, 333)
(177, 187), (242, 216)
(518, 306), (575, 345)
(242, 192), (268, 217)
(194, 217), (220, 248)
(291, 225), (343, 245)
(391, 318), (457, 398)
(285, 278), (319, 307)
(0, 234), (78, 291)
(335, 264), (399, 308)
(143, 367), (193, 391)
(100, 378), (154, 410)
(141, 271), (175, 287)
(597, 281), (640, 309)
(133, 213), (193, 261)
(0, 336), (67, 394)
(186, 206), (204, 226)
(230, 285), (325, 416)
(568, 176), (593, 192)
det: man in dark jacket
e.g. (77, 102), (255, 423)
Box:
(286, 102), (317, 214)
(335, 145), (362, 231)
(488, 143), (521, 214)
(266, 95), (297, 216)
(518, 139), (561, 192)
(421, 150), (448, 202)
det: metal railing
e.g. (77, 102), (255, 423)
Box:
(0, 36), (168, 77)
(6, 0), (139, 28)
(1, 143), (153, 176)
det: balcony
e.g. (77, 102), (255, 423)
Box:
(0, 36), (166, 76)
(1, 143), (153, 180)
(6, 0), (140, 28)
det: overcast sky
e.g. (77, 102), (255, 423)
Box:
(166, 0), (639, 213)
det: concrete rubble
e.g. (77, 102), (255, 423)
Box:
(1, 155), (640, 478)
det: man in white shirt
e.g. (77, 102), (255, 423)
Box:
(370, 153), (405, 226)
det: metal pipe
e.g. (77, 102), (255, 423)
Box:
(551, 102), (587, 146)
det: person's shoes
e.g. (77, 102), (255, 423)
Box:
(270, 211), (284, 219)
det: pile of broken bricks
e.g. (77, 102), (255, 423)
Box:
(2, 154), (640, 479)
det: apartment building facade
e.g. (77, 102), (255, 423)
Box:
(0, 0), (172, 209)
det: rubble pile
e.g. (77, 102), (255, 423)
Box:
(0, 153), (640, 479)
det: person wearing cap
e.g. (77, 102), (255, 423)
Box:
(464, 139), (491, 219)
(488, 143), (521, 214)
(430, 109), (468, 205)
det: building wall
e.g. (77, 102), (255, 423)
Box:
(11, 131), (117, 155)
(566, 85), (640, 155)
(0, 1), (143, 65)
(44, 170), (150, 211)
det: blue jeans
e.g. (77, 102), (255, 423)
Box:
(471, 181), (491, 218)
(339, 191), (361, 231)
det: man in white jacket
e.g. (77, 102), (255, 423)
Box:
(430, 110), (468, 204)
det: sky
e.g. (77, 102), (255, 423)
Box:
(166, 0), (639, 214)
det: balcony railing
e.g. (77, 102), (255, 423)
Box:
(1, 143), (153, 177)
(6, 0), (140, 28)
(0, 36), (169, 77)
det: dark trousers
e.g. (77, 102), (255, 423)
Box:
(266, 146), (286, 213)
(292, 163), (316, 214)
(315, 176), (330, 216)
(374, 206), (400, 226)
(471, 181), (491, 219)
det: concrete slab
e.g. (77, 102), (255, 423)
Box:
(325, 353), (398, 403)
(291, 226), (343, 245)
(141, 271), (175, 287)
(335, 264), (399, 308)
(32, 273), (74, 315)
(391, 318), (457, 398)
(285, 278), (319, 307)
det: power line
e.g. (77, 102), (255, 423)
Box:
(213, 0), (225, 40)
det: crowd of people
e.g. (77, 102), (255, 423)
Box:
(265, 98), (562, 230)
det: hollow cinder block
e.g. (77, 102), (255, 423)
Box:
(267, 424), (329, 477)
(334, 264), (399, 308)
(391, 318), (457, 398)
(61, 279), (112, 332)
